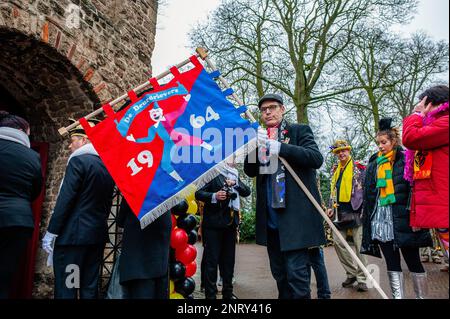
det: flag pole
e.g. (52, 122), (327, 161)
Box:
(58, 54), (201, 136)
(195, 48), (257, 123)
(197, 48), (389, 299)
(280, 157), (389, 299)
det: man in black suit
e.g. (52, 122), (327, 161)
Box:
(244, 94), (328, 299)
(116, 199), (171, 299)
(42, 120), (115, 299)
(196, 160), (251, 299)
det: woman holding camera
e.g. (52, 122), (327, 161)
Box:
(195, 160), (251, 299)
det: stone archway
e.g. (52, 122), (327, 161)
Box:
(0, 27), (101, 297)
(1, 0), (159, 298)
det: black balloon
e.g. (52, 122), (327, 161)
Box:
(171, 200), (188, 217)
(187, 230), (198, 245)
(177, 215), (197, 232)
(175, 277), (196, 297)
(169, 262), (186, 281)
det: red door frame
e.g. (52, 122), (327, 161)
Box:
(9, 142), (49, 298)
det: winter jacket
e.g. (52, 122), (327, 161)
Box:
(402, 110), (449, 228)
(0, 139), (42, 229)
(362, 147), (432, 257)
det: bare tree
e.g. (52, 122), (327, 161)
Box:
(190, 0), (418, 123)
(332, 28), (448, 139)
(387, 32), (449, 118)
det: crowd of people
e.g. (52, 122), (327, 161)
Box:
(0, 85), (448, 299)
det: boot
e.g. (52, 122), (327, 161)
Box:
(411, 272), (428, 299)
(387, 271), (404, 299)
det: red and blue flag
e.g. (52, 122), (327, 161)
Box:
(80, 55), (258, 228)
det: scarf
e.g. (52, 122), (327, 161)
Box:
(331, 157), (353, 203)
(404, 102), (449, 184)
(67, 142), (98, 163)
(217, 162), (240, 211)
(57, 142), (99, 193)
(268, 119), (289, 209)
(376, 150), (396, 206)
(0, 127), (30, 148)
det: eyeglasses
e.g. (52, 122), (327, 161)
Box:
(260, 104), (280, 114)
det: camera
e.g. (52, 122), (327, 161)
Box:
(222, 182), (238, 200)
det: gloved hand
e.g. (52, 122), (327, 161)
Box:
(267, 139), (281, 156)
(42, 231), (58, 254)
(257, 128), (268, 147)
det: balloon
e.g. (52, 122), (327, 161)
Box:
(185, 260), (197, 277)
(171, 214), (177, 230)
(170, 292), (184, 299)
(170, 228), (188, 250)
(175, 277), (196, 297)
(187, 200), (198, 214)
(187, 230), (198, 245)
(175, 244), (197, 266)
(186, 294), (194, 300)
(177, 215), (197, 233)
(169, 280), (175, 294)
(180, 184), (197, 202)
(169, 262), (186, 281)
(171, 200), (188, 217)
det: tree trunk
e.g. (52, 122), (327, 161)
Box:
(295, 94), (310, 124)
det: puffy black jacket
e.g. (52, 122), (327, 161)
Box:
(362, 146), (432, 257)
(0, 139), (42, 229)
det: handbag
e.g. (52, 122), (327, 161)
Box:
(105, 251), (127, 299)
(333, 210), (362, 230)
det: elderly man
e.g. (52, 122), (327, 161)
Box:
(327, 140), (368, 292)
(42, 119), (115, 299)
(244, 93), (329, 299)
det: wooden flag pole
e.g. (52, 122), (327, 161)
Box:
(197, 47), (389, 299)
(195, 48), (257, 123)
(58, 54), (201, 136)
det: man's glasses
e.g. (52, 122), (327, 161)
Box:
(260, 104), (280, 114)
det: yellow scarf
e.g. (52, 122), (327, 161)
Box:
(376, 150), (396, 206)
(331, 157), (353, 203)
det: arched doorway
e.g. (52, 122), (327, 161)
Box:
(0, 28), (102, 298)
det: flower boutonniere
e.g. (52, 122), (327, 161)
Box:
(281, 129), (290, 144)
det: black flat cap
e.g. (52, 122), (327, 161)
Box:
(258, 93), (283, 108)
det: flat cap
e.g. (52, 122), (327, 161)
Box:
(258, 93), (283, 108)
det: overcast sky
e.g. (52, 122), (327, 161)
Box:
(151, 0), (449, 75)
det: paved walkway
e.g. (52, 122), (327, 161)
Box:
(192, 243), (449, 299)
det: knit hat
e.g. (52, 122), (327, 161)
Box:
(329, 139), (352, 154)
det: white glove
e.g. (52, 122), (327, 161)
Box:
(257, 128), (268, 147)
(42, 231), (58, 254)
(267, 139), (281, 156)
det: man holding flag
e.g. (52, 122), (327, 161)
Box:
(42, 120), (115, 299)
(244, 93), (328, 299)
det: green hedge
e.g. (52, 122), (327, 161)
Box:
(239, 210), (256, 242)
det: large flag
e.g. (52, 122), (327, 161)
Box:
(80, 55), (258, 228)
